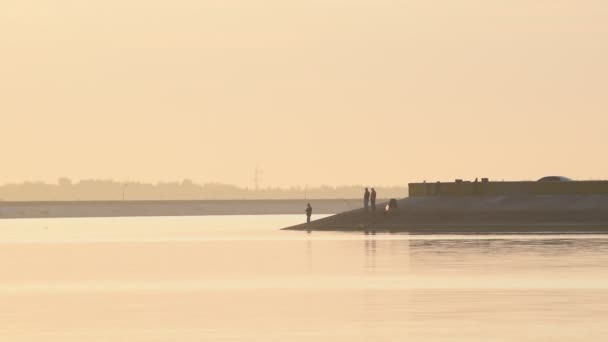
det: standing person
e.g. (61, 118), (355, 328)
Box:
(364, 188), (370, 211)
(305, 203), (312, 223)
(370, 188), (377, 212)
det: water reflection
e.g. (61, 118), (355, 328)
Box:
(1, 216), (608, 341)
(364, 233), (377, 270)
(340, 231), (608, 291)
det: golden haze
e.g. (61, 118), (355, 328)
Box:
(2, 1), (607, 186)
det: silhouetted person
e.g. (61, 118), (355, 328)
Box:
(364, 188), (370, 211)
(370, 188), (377, 212)
(389, 198), (398, 211)
(305, 203), (312, 223)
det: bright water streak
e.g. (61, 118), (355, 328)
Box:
(1, 215), (608, 341)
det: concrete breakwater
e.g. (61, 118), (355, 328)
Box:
(409, 179), (608, 197)
(283, 195), (608, 233)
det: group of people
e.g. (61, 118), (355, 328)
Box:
(367, 188), (398, 214)
(305, 187), (390, 224)
(363, 187), (377, 212)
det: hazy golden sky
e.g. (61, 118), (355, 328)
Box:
(1, 1), (607, 186)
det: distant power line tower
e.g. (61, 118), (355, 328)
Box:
(253, 167), (263, 192)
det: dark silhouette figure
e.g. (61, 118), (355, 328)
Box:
(370, 188), (377, 212)
(385, 198), (398, 216)
(305, 203), (312, 223)
(363, 188), (370, 211)
(389, 198), (398, 210)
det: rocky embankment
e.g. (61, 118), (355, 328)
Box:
(283, 195), (608, 233)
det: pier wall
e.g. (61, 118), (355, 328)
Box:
(408, 181), (608, 197)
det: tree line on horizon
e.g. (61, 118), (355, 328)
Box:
(0, 178), (408, 201)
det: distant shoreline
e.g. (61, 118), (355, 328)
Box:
(0, 199), (364, 219)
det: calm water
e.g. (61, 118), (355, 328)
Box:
(1, 215), (608, 341)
